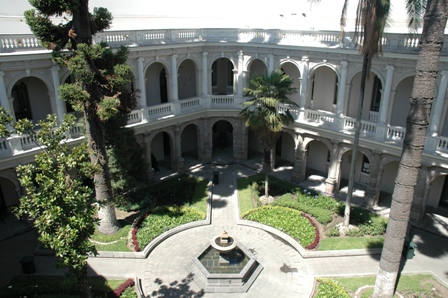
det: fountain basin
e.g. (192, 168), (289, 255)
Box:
(189, 234), (263, 293)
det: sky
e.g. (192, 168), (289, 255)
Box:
(0, 0), (411, 34)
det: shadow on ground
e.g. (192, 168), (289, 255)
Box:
(151, 273), (204, 297)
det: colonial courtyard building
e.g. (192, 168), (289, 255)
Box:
(1, 9), (448, 225)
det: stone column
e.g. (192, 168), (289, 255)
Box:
(173, 125), (184, 172)
(137, 58), (147, 108)
(171, 54), (178, 101)
(298, 57), (309, 121)
(143, 133), (155, 183)
(325, 141), (340, 195)
(291, 135), (306, 183)
(237, 50), (244, 98)
(379, 65), (395, 124)
(268, 54), (274, 73)
(429, 71), (448, 136)
(425, 71), (448, 152)
(50, 66), (65, 124)
(336, 61), (348, 116)
(0, 71), (13, 115)
(201, 52), (209, 96)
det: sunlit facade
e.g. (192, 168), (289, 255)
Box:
(1, 17), (448, 223)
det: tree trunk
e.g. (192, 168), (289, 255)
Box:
(71, 0), (92, 46)
(344, 54), (369, 227)
(373, 1), (448, 296)
(263, 149), (270, 198)
(77, 265), (90, 298)
(84, 103), (120, 234)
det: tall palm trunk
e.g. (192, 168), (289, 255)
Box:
(344, 54), (369, 227)
(263, 149), (270, 198)
(373, 0), (448, 296)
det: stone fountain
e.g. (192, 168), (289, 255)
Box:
(189, 231), (263, 293)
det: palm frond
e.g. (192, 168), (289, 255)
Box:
(406, 0), (426, 33)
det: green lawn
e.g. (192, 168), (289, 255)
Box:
(331, 274), (447, 297)
(318, 236), (384, 250)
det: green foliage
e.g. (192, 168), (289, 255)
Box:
(0, 275), (124, 298)
(325, 226), (340, 237)
(272, 194), (334, 225)
(9, 114), (97, 276)
(136, 206), (205, 247)
(120, 286), (138, 298)
(316, 278), (350, 298)
(340, 206), (388, 236)
(117, 175), (208, 213)
(242, 206), (316, 247)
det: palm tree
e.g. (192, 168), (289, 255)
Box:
(373, 0), (447, 296)
(342, 0), (390, 228)
(240, 70), (298, 200)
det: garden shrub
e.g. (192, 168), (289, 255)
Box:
(135, 206), (205, 250)
(325, 226), (340, 237)
(109, 278), (135, 298)
(272, 194), (333, 225)
(316, 278), (350, 298)
(243, 206), (317, 247)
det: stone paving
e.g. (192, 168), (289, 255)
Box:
(141, 163), (313, 297)
(1, 153), (448, 297)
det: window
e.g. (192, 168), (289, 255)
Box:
(361, 155), (370, 174)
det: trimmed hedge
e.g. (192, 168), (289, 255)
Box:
(243, 206), (318, 248)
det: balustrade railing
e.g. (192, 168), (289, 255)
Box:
(305, 110), (335, 126)
(387, 126), (406, 142)
(2, 29), (443, 54)
(437, 136), (448, 153)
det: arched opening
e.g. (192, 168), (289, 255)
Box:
(391, 76), (414, 127)
(146, 62), (168, 106)
(212, 120), (233, 162)
(0, 177), (19, 211)
(178, 59), (197, 99)
(339, 150), (370, 192)
(212, 58), (234, 95)
(305, 140), (330, 178)
(11, 77), (52, 123)
(310, 66), (338, 113)
(279, 62), (301, 105)
(181, 124), (199, 165)
(160, 68), (168, 104)
(151, 131), (172, 171)
(275, 132), (295, 168)
(347, 72), (382, 121)
(248, 59), (267, 79)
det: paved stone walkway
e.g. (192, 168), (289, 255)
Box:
(140, 163), (312, 297)
(2, 156), (448, 297)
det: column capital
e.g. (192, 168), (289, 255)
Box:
(172, 54), (178, 59)
(0, 71), (4, 77)
(301, 56), (309, 62)
(50, 65), (60, 72)
(202, 51), (208, 57)
(386, 65), (395, 71)
(341, 60), (348, 68)
(138, 57), (145, 62)
(442, 70), (448, 77)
